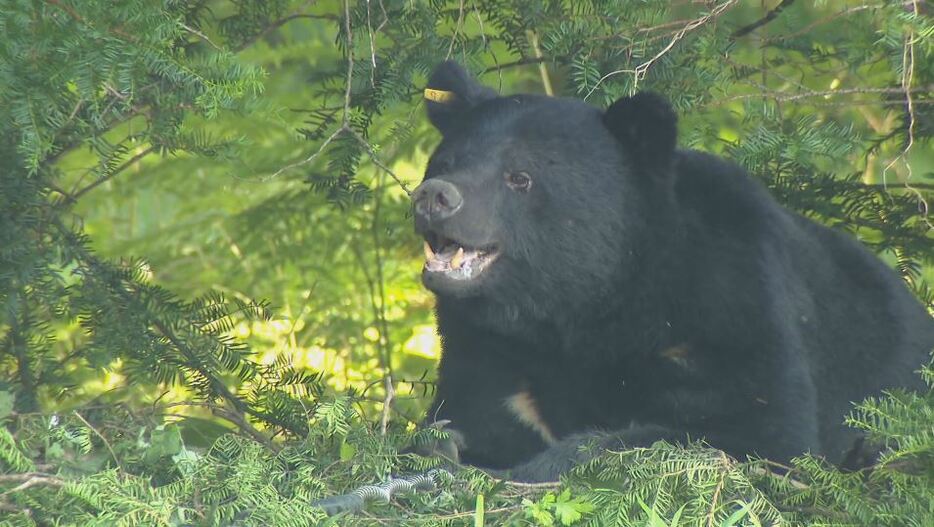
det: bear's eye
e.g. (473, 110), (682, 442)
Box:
(505, 171), (532, 192)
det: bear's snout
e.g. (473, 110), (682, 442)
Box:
(413, 179), (463, 225)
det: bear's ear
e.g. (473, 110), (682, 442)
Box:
(425, 61), (497, 135)
(603, 92), (678, 164)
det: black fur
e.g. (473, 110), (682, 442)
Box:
(425, 61), (498, 134)
(603, 92), (678, 167)
(414, 61), (934, 482)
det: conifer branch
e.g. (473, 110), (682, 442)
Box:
(2, 2), (932, 524)
(584, 0), (739, 98)
(762, 2), (915, 43)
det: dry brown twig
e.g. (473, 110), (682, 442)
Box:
(0, 473), (65, 497)
(446, 0), (466, 60)
(882, 0), (932, 230)
(584, 0), (739, 99)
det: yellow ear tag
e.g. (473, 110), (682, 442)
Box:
(424, 88), (458, 104)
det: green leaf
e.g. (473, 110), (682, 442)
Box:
(145, 425), (183, 462)
(720, 501), (752, 527)
(525, 496), (556, 527)
(339, 440), (356, 461)
(552, 489), (594, 526)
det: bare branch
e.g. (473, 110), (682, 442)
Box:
(883, 0), (932, 229)
(265, 125), (347, 180)
(156, 401), (279, 451)
(67, 146), (155, 203)
(349, 129), (412, 195)
(0, 474), (65, 497)
(180, 21), (222, 51)
(233, 7), (338, 53)
(446, 0), (466, 60)
(584, 0), (739, 99)
(482, 56), (550, 74)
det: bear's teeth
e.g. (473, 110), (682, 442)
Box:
(424, 241), (435, 260)
(451, 247), (465, 269)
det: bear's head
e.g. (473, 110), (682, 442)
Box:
(413, 61), (678, 331)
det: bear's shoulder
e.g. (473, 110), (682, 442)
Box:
(671, 149), (789, 239)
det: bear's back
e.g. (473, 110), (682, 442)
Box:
(671, 149), (934, 460)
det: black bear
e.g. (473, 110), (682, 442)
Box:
(411, 61), (934, 482)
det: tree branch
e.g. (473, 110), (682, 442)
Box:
(584, 0), (739, 98)
(234, 12), (338, 53)
(711, 85), (933, 105)
(65, 146), (155, 204)
(0, 473), (65, 497)
(72, 411), (122, 470)
(481, 56), (551, 74)
(732, 0), (796, 39)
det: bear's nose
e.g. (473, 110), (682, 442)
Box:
(413, 179), (463, 223)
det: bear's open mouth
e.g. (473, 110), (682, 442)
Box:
(423, 234), (499, 280)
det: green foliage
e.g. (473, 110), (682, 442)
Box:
(0, 362), (931, 524)
(0, 0), (932, 525)
(523, 489), (594, 526)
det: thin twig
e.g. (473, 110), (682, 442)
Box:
(349, 129), (412, 195)
(706, 452), (730, 527)
(882, 1), (932, 229)
(72, 411), (122, 470)
(44, 0), (134, 40)
(500, 479), (562, 489)
(762, 3), (913, 44)
(748, 465), (809, 490)
(180, 21), (222, 50)
(731, 0), (796, 39)
(0, 474), (65, 497)
(481, 56), (549, 74)
(68, 146), (155, 202)
(267, 0), (410, 196)
(265, 125), (346, 180)
(369, 168), (394, 436)
(446, 0), (466, 60)
(584, 0), (739, 99)
(410, 505), (523, 521)
(155, 400), (278, 451)
(341, 0), (354, 122)
(862, 182), (934, 191)
(711, 85), (933, 105)
(233, 8), (337, 52)
(263, 0), (355, 180)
